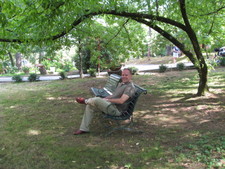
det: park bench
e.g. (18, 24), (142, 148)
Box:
(91, 74), (121, 98)
(101, 84), (147, 136)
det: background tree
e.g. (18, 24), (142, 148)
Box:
(72, 18), (147, 77)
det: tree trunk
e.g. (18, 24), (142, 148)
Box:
(147, 27), (151, 59)
(166, 45), (172, 56)
(179, 0), (209, 96)
(15, 53), (22, 70)
(39, 51), (44, 63)
(8, 51), (14, 67)
(196, 62), (208, 96)
(97, 38), (101, 75)
(133, 17), (208, 96)
(78, 38), (83, 78)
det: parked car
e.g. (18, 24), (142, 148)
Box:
(215, 47), (225, 57)
(218, 47), (225, 56)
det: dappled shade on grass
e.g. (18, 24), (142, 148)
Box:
(0, 68), (225, 169)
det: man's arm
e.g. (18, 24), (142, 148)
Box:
(104, 94), (129, 104)
(105, 95), (114, 99)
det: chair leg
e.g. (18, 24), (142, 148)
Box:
(104, 119), (134, 136)
(100, 115), (143, 136)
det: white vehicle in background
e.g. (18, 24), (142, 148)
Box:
(218, 47), (225, 57)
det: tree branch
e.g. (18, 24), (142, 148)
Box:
(104, 11), (188, 31)
(132, 17), (196, 64)
(179, 0), (203, 61)
(105, 18), (130, 46)
(207, 14), (216, 35)
(123, 24), (132, 43)
(0, 38), (22, 43)
(199, 6), (225, 16)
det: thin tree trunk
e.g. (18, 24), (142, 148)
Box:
(8, 51), (14, 67)
(78, 38), (83, 78)
(147, 27), (151, 59)
(97, 38), (101, 75)
(15, 53), (22, 70)
(39, 52), (44, 63)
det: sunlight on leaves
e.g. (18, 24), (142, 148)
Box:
(124, 163), (132, 168)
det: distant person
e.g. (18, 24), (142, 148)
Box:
(172, 46), (180, 63)
(73, 68), (136, 135)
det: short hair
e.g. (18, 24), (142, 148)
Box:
(123, 68), (132, 75)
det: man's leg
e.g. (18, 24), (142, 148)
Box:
(79, 97), (121, 131)
(79, 105), (95, 132)
(88, 97), (121, 116)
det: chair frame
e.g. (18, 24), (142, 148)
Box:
(101, 84), (147, 136)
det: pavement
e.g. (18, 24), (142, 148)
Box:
(0, 62), (194, 83)
(123, 62), (194, 72)
(0, 74), (92, 83)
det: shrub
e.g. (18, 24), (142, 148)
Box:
(88, 68), (96, 77)
(0, 63), (3, 73)
(206, 59), (218, 70)
(22, 66), (30, 74)
(219, 57), (225, 66)
(12, 75), (23, 82)
(128, 67), (139, 75)
(28, 73), (40, 82)
(5, 66), (19, 74)
(159, 64), (167, 73)
(176, 63), (185, 71)
(59, 71), (67, 80)
(63, 60), (74, 72)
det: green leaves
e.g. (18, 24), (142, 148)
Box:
(0, 12), (7, 27)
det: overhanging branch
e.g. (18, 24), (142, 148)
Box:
(132, 17), (196, 64)
(0, 10), (189, 43)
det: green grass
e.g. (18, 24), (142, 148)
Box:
(0, 69), (225, 169)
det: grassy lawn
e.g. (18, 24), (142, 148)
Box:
(0, 68), (225, 169)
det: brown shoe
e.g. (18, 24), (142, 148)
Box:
(76, 97), (86, 104)
(73, 130), (89, 135)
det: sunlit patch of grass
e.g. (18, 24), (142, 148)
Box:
(183, 131), (203, 140)
(27, 129), (41, 136)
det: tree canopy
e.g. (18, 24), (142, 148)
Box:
(0, 0), (224, 95)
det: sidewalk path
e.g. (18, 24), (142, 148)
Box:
(123, 62), (194, 72)
(0, 62), (194, 83)
(0, 74), (91, 83)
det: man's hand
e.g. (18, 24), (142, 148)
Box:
(104, 94), (129, 104)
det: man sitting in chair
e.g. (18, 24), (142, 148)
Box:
(73, 68), (136, 135)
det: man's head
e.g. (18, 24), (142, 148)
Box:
(121, 68), (132, 83)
